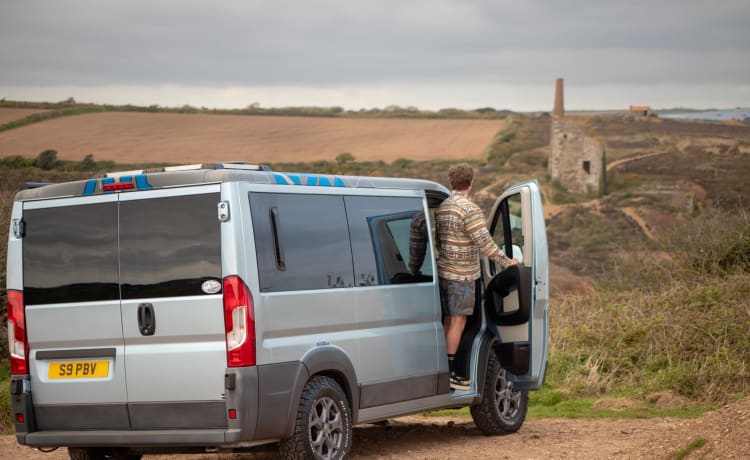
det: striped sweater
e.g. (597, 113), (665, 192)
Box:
(436, 191), (511, 281)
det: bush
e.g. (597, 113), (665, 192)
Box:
(80, 154), (96, 170)
(35, 149), (58, 170)
(335, 152), (355, 164)
(0, 156), (33, 169)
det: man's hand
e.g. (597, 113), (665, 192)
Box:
(508, 258), (519, 266)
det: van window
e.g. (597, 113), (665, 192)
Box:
(119, 193), (222, 299)
(250, 193), (354, 292)
(23, 203), (119, 305)
(345, 196), (433, 285)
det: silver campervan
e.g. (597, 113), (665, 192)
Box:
(6, 163), (548, 459)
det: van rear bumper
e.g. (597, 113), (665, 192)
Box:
(20, 428), (272, 448)
(12, 362), (309, 448)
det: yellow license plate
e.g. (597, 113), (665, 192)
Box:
(48, 361), (110, 379)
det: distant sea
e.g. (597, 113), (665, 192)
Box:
(660, 108), (750, 121)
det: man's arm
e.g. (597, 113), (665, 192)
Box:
(408, 211), (428, 274)
(464, 204), (514, 270)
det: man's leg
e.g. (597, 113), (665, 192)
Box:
(445, 314), (466, 355)
(440, 279), (473, 389)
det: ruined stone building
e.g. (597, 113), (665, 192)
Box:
(548, 78), (606, 196)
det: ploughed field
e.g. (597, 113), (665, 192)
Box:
(0, 111), (504, 163)
(0, 107), (50, 125)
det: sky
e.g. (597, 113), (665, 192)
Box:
(1, 0), (749, 111)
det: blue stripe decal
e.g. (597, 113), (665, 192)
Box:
(101, 177), (115, 193)
(272, 173), (343, 187)
(273, 173), (289, 185)
(134, 174), (152, 189)
(83, 179), (97, 195)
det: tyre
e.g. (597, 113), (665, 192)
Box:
(279, 375), (353, 460)
(68, 447), (142, 460)
(470, 354), (528, 435)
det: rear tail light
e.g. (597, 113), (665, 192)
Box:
(223, 276), (256, 367)
(7, 290), (29, 375)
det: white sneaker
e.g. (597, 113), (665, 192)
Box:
(449, 374), (471, 390)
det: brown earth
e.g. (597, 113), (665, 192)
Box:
(0, 112), (504, 163)
(0, 108), (50, 125)
(4, 397), (749, 459)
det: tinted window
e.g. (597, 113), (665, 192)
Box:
(119, 193), (221, 299)
(250, 193), (354, 292)
(490, 192), (524, 274)
(345, 196), (433, 285)
(23, 203), (119, 305)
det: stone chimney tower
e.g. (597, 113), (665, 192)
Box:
(553, 78), (564, 117)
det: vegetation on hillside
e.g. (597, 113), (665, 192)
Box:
(546, 207), (750, 405)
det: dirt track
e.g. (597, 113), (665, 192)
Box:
(0, 111), (504, 163)
(5, 396), (749, 459)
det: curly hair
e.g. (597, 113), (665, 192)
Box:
(447, 163), (474, 190)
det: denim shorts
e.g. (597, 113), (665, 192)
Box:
(439, 278), (476, 317)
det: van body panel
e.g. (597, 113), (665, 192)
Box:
(259, 290), (359, 366)
(354, 284), (439, 376)
(26, 304), (126, 406)
(121, 295), (226, 402)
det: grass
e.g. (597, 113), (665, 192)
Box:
(673, 437), (708, 460)
(423, 395), (708, 420)
(550, 208), (750, 404)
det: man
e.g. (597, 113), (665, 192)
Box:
(436, 163), (516, 390)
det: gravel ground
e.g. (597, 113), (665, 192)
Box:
(3, 396), (748, 459)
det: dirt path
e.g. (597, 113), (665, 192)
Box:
(606, 150), (671, 172)
(619, 207), (655, 240)
(5, 396), (750, 460)
(0, 418), (667, 460)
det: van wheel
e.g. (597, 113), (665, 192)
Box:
(470, 355), (528, 435)
(280, 375), (352, 460)
(68, 447), (142, 460)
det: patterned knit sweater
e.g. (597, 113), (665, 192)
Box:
(435, 191), (511, 281)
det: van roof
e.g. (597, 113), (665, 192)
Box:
(14, 165), (450, 202)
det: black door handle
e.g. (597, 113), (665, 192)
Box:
(138, 303), (156, 336)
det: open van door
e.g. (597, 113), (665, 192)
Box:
(482, 180), (548, 390)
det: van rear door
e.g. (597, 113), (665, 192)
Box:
(483, 180), (549, 390)
(118, 185), (227, 429)
(22, 194), (130, 430)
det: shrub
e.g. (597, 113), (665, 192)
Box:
(35, 149), (58, 170)
(335, 152), (355, 164)
(0, 156), (32, 169)
(80, 154), (96, 170)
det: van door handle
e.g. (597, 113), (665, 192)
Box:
(138, 303), (156, 336)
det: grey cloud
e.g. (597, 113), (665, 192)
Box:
(1, 0), (749, 88)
